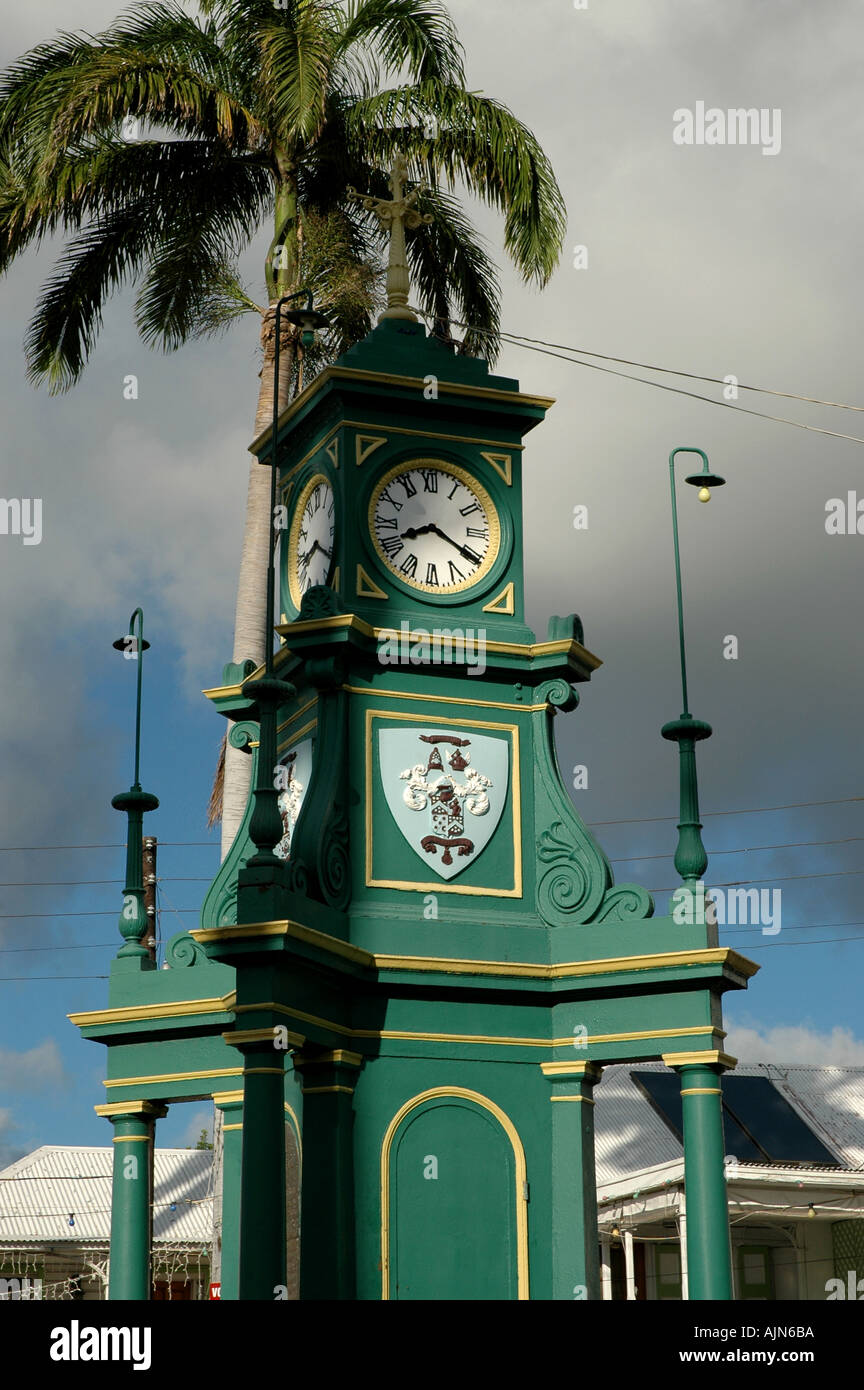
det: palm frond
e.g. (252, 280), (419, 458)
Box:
(257, 4), (335, 143)
(405, 188), (501, 358)
(335, 0), (465, 85)
(24, 203), (153, 390)
(344, 81), (567, 286)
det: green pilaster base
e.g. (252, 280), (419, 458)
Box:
(213, 1091), (244, 1301)
(665, 1051), (735, 1300)
(225, 1027), (296, 1300)
(543, 1061), (603, 1300)
(96, 1100), (166, 1301)
(297, 1050), (362, 1300)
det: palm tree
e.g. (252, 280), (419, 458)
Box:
(0, 0), (566, 852)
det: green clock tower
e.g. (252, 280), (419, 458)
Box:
(72, 164), (757, 1301)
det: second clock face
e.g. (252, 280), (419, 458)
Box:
(289, 474), (335, 606)
(369, 461), (500, 594)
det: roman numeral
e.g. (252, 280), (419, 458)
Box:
(380, 489), (402, 511)
(447, 481), (459, 500)
(462, 547), (482, 566)
(459, 501), (482, 517)
(466, 526), (487, 538)
(375, 513), (398, 529)
(448, 561), (465, 583)
(311, 486), (322, 512)
(398, 475), (418, 498)
(381, 536), (404, 559)
(399, 553), (418, 578)
(422, 470), (438, 493)
(426, 563), (439, 586)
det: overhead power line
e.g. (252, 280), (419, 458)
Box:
(610, 834), (864, 863)
(0, 797), (858, 853)
(589, 795), (863, 828)
(494, 329), (864, 413)
(0, 843), (216, 852)
(421, 311), (864, 445)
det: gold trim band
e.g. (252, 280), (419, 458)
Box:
(301, 1085), (354, 1095)
(680, 1087), (723, 1096)
(103, 1067), (242, 1088)
(662, 1050), (738, 1070)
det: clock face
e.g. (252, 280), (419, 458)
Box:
(289, 474), (335, 606)
(369, 460), (500, 594)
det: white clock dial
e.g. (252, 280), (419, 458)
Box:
(369, 462), (500, 594)
(290, 475), (335, 605)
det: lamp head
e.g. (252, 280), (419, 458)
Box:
(112, 634), (150, 653)
(684, 457), (726, 503)
(282, 306), (329, 349)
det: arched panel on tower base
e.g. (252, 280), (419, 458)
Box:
(380, 1087), (529, 1301)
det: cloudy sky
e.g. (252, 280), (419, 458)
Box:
(1, 0), (863, 1163)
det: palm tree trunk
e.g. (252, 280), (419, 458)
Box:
(220, 306), (296, 856)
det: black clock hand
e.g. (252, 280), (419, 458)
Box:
(299, 540), (326, 566)
(426, 523), (481, 563)
(401, 524), (433, 540)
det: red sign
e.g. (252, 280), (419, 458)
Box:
(208, 1283), (221, 1300)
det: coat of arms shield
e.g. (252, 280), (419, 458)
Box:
(378, 728), (509, 880)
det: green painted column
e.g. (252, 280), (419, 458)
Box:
(665, 1052), (733, 1300)
(542, 1061), (603, 1300)
(224, 1027), (300, 1300)
(96, 1100), (166, 1300)
(296, 1050), (361, 1300)
(212, 1091), (244, 1301)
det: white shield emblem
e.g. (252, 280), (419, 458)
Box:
(274, 739), (313, 861)
(378, 728), (509, 880)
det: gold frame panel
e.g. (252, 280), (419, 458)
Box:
(365, 707), (521, 897)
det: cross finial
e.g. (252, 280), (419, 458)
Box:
(348, 154), (432, 321)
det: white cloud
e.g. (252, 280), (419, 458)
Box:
(0, 1039), (67, 1089)
(726, 1023), (864, 1066)
(174, 1108), (214, 1149)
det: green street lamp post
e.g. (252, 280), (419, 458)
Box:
(661, 448), (725, 884)
(111, 609), (159, 960)
(659, 447), (733, 1301)
(107, 607), (162, 1301)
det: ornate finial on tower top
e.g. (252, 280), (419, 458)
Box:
(348, 154), (433, 322)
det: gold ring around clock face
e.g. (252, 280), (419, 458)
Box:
(368, 459), (501, 594)
(287, 472), (335, 608)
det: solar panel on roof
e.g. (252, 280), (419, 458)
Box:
(629, 1072), (840, 1166)
(722, 1075), (839, 1166)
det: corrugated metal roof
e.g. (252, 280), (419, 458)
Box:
(595, 1062), (864, 1184)
(0, 1147), (212, 1246)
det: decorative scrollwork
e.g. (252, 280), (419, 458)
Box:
(164, 932), (207, 968)
(595, 885), (654, 923)
(547, 613), (585, 645)
(536, 678), (579, 713)
(299, 584), (345, 620)
(318, 806), (351, 910)
(287, 857), (310, 896)
(228, 719), (260, 753)
(537, 822), (592, 921)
